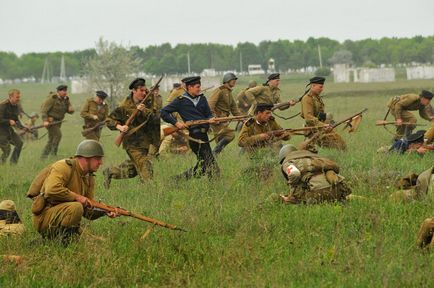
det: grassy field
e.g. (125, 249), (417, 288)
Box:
(0, 78), (433, 287)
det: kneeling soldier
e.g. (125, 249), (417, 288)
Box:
(29, 140), (117, 245)
(279, 144), (351, 204)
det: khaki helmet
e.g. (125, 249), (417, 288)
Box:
(223, 72), (238, 83)
(0, 200), (16, 211)
(248, 80), (257, 88)
(75, 140), (104, 157)
(279, 144), (297, 163)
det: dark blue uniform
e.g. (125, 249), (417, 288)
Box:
(160, 93), (219, 179)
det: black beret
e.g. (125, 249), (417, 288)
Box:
(56, 85), (68, 91)
(407, 130), (426, 143)
(96, 90), (108, 99)
(309, 76), (326, 85)
(173, 83), (181, 88)
(267, 73), (280, 81)
(129, 78), (146, 90)
(420, 90), (433, 100)
(255, 103), (274, 113)
(182, 76), (201, 86)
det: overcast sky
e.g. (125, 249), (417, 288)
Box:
(1, 0), (433, 55)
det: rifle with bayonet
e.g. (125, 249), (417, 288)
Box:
(163, 115), (250, 136)
(17, 120), (65, 136)
(86, 198), (186, 232)
(82, 121), (106, 137)
(114, 75), (164, 147)
(298, 108), (368, 150)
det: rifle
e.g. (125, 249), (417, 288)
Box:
(17, 120), (64, 136)
(82, 121), (106, 137)
(163, 115), (250, 136)
(266, 126), (326, 137)
(271, 98), (299, 111)
(200, 85), (214, 93)
(114, 75), (164, 147)
(86, 198), (186, 232)
(375, 120), (425, 126)
(298, 108), (368, 149)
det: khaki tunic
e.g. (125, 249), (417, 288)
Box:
(300, 91), (325, 126)
(236, 88), (253, 114)
(106, 96), (154, 181)
(238, 117), (288, 153)
(281, 150), (351, 204)
(167, 87), (185, 103)
(208, 85), (241, 143)
(245, 85), (281, 115)
(388, 94), (432, 137)
(80, 98), (109, 140)
(32, 158), (96, 233)
(40, 94), (74, 157)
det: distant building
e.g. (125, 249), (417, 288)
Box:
(333, 64), (395, 83)
(248, 64), (265, 75)
(406, 66), (434, 80)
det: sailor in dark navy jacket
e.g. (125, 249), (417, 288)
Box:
(160, 76), (220, 179)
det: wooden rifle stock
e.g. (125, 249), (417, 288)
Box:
(114, 75), (164, 147)
(82, 121), (106, 137)
(17, 120), (64, 136)
(87, 198), (186, 232)
(163, 115), (250, 136)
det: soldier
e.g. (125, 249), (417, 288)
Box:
(0, 200), (25, 236)
(0, 89), (24, 164)
(158, 124), (189, 156)
(208, 72), (242, 154)
(238, 103), (290, 153)
(387, 90), (433, 139)
(300, 76), (346, 150)
(160, 76), (220, 180)
(149, 85), (163, 155)
(391, 166), (433, 201)
(245, 73), (294, 115)
(278, 144), (352, 204)
(417, 217), (434, 250)
(30, 140), (117, 245)
(104, 78), (155, 188)
(237, 80), (257, 114)
(40, 85), (74, 159)
(80, 90), (109, 141)
(167, 82), (184, 103)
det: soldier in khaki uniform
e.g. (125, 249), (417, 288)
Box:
(238, 103), (290, 153)
(237, 80), (257, 115)
(245, 73), (293, 115)
(40, 85), (74, 159)
(167, 83), (184, 103)
(387, 90), (433, 138)
(31, 140), (116, 245)
(0, 89), (24, 164)
(0, 200), (25, 236)
(390, 166), (433, 201)
(417, 217), (434, 250)
(208, 73), (242, 154)
(300, 76), (346, 150)
(80, 90), (109, 141)
(104, 78), (155, 188)
(279, 144), (352, 204)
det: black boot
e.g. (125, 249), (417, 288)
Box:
(212, 139), (230, 155)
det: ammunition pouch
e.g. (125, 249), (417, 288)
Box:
(31, 193), (46, 215)
(318, 112), (327, 122)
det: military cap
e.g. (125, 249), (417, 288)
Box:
(407, 130), (426, 143)
(255, 103), (274, 113)
(96, 90), (108, 99)
(0, 200), (16, 212)
(267, 73), (280, 81)
(182, 76), (201, 86)
(420, 90), (433, 100)
(173, 83), (181, 88)
(309, 76), (326, 85)
(129, 78), (146, 90)
(56, 84), (68, 91)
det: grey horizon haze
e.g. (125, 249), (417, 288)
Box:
(1, 0), (433, 54)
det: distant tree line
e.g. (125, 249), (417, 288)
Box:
(0, 36), (433, 80)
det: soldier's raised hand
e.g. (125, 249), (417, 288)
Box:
(259, 133), (271, 141)
(43, 121), (50, 127)
(137, 103), (146, 111)
(116, 124), (129, 133)
(9, 120), (16, 126)
(396, 118), (403, 126)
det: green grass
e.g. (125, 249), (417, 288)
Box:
(0, 79), (433, 287)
